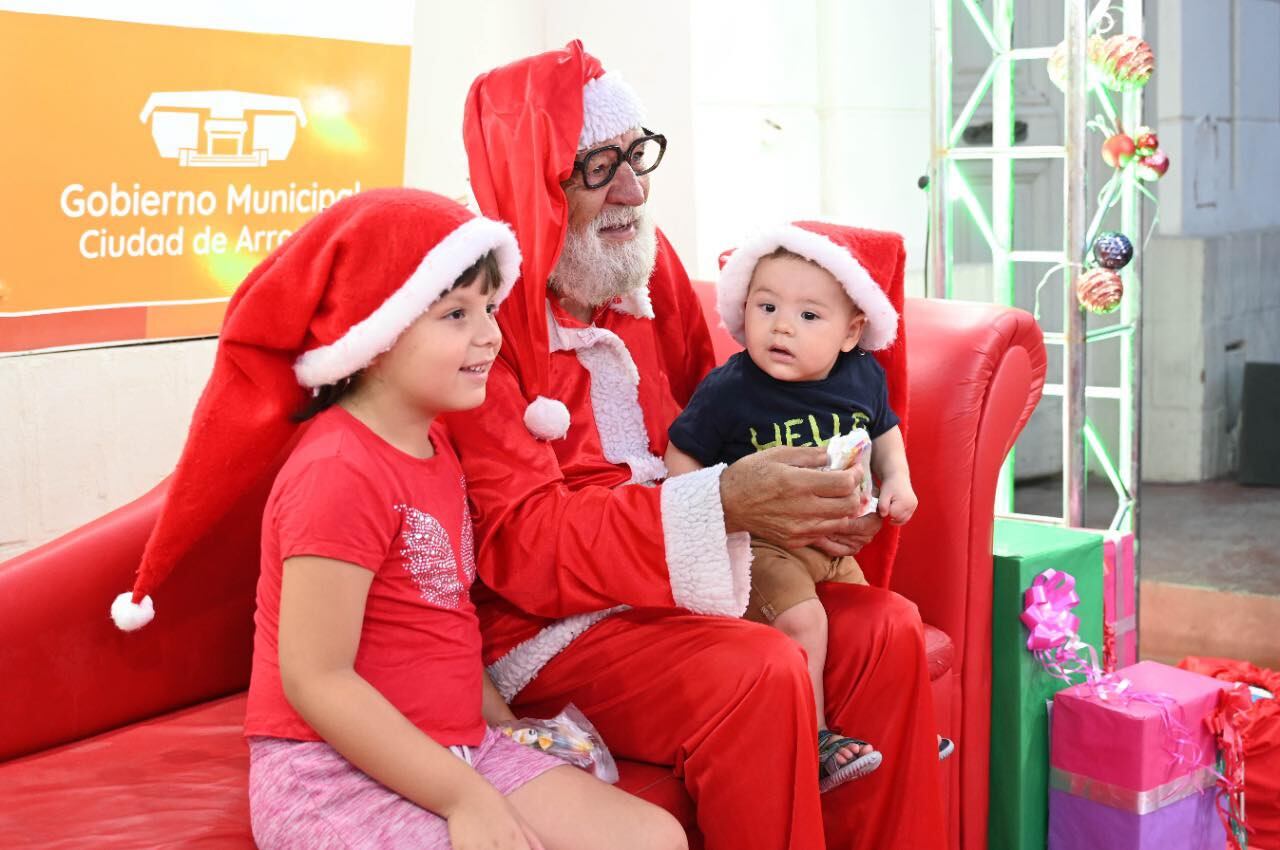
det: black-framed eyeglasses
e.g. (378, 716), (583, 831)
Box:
(571, 129), (667, 190)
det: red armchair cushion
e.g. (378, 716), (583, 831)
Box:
(0, 692), (699, 849)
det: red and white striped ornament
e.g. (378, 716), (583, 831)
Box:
(1076, 267), (1125, 314)
(1098, 34), (1154, 91)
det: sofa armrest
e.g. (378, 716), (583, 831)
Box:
(891, 297), (1044, 657)
(891, 297), (1045, 850)
(0, 474), (266, 761)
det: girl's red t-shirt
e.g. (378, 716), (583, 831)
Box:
(244, 406), (485, 746)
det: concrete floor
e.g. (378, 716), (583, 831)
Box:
(1014, 477), (1280, 668)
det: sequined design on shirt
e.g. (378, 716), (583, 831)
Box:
(393, 505), (465, 609)
(459, 477), (477, 584)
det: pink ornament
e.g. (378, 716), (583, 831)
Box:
(1098, 34), (1154, 91)
(1077, 268), (1124, 314)
(1136, 150), (1170, 181)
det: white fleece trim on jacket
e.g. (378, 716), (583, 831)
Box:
(661, 464), (752, 617)
(486, 607), (627, 702)
(547, 307), (667, 485)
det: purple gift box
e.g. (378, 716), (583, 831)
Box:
(1048, 786), (1224, 850)
(1047, 661), (1237, 850)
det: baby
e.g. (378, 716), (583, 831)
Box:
(665, 222), (944, 793)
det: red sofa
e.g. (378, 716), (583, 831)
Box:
(0, 291), (1044, 849)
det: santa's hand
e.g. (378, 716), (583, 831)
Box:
(811, 513), (884, 557)
(720, 447), (868, 549)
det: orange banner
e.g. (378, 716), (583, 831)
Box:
(0, 11), (410, 353)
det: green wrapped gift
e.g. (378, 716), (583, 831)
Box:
(989, 520), (1104, 850)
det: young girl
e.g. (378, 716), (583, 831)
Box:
(111, 189), (686, 850)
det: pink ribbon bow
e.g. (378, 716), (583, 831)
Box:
(1020, 568), (1082, 651)
(1020, 567), (1210, 808)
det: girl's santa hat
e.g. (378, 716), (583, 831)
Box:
(717, 221), (903, 351)
(111, 188), (520, 631)
(463, 40), (646, 440)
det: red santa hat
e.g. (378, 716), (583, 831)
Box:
(111, 188), (520, 630)
(463, 40), (645, 440)
(717, 221), (902, 351)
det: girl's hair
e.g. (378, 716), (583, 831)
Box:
(291, 250), (502, 422)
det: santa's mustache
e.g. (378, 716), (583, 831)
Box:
(592, 205), (646, 232)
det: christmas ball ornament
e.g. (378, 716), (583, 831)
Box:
(1077, 267), (1124, 314)
(1135, 150), (1170, 181)
(1102, 133), (1137, 168)
(1133, 126), (1159, 156)
(1092, 232), (1134, 270)
(1098, 34), (1154, 91)
(1047, 35), (1105, 91)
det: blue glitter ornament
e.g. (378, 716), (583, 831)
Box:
(1092, 232), (1134, 270)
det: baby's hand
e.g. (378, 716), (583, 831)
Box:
(877, 476), (918, 525)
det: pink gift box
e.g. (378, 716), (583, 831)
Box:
(1051, 661), (1233, 793)
(1103, 531), (1137, 668)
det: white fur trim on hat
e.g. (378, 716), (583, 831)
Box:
(716, 225), (899, 351)
(293, 216), (521, 388)
(524, 395), (571, 440)
(112, 592), (155, 631)
(580, 72), (646, 149)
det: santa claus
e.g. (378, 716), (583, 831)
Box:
(447, 41), (947, 848)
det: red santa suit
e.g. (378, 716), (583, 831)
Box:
(448, 41), (946, 849)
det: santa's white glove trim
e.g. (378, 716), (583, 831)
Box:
(661, 464), (751, 617)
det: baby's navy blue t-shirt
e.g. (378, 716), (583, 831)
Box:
(667, 348), (900, 467)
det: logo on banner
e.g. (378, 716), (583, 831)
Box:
(140, 90), (307, 168)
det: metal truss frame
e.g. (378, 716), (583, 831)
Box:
(929, 0), (1144, 538)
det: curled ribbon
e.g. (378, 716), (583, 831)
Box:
(1207, 687), (1254, 850)
(1021, 567), (1211, 807)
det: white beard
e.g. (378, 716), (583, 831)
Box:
(551, 205), (658, 308)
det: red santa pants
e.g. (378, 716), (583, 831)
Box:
(512, 583), (947, 849)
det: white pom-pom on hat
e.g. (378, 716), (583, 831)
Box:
(524, 396), (571, 440)
(111, 592), (155, 631)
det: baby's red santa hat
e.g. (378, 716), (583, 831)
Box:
(716, 221), (902, 351)
(111, 188), (520, 631)
(463, 40), (646, 440)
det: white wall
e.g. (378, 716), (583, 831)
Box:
(688, 0), (931, 281)
(0, 340), (216, 560)
(1142, 0), (1280, 480)
(404, 0), (699, 268)
(1155, 0), (1280, 237)
(1143, 227), (1280, 481)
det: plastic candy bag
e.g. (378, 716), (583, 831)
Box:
(825, 429), (877, 516)
(498, 704), (619, 784)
